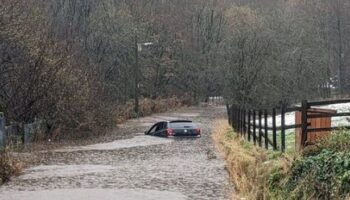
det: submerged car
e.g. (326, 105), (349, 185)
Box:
(145, 120), (201, 137)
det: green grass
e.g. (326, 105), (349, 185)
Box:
(285, 132), (296, 154)
(240, 130), (296, 155)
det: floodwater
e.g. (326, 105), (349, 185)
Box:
(0, 189), (187, 200)
(262, 102), (350, 132)
(52, 135), (173, 152)
(0, 106), (232, 200)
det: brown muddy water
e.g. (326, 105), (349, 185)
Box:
(0, 106), (232, 200)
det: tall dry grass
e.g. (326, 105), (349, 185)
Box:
(212, 119), (291, 200)
(0, 150), (23, 185)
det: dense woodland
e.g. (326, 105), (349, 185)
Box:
(0, 0), (349, 132)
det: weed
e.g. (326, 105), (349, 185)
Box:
(0, 150), (23, 184)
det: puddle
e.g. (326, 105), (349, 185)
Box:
(54, 136), (172, 152)
(0, 189), (187, 200)
(20, 165), (114, 179)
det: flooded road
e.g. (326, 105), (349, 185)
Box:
(0, 106), (232, 200)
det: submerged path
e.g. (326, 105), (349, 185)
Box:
(0, 106), (231, 200)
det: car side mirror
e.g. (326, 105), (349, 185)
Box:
(144, 131), (148, 135)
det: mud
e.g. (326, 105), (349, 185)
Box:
(0, 106), (232, 200)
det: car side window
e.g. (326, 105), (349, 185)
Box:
(148, 124), (158, 134)
(155, 122), (166, 132)
(155, 123), (162, 132)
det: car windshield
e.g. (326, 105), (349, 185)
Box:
(169, 122), (197, 129)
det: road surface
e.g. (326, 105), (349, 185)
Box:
(0, 106), (232, 200)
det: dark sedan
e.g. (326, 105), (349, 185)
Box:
(145, 120), (201, 137)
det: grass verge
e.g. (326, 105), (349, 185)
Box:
(212, 119), (292, 199)
(213, 120), (350, 199)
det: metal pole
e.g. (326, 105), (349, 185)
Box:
(134, 35), (140, 116)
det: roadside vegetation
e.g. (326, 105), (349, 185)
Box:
(0, 150), (23, 185)
(115, 97), (187, 124)
(276, 130), (350, 200)
(214, 120), (350, 200)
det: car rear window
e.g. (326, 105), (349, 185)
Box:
(169, 122), (197, 129)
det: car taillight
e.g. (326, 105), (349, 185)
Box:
(196, 128), (201, 134)
(167, 128), (174, 136)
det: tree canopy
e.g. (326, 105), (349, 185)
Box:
(1, 0), (349, 130)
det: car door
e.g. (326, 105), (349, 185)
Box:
(154, 122), (166, 137)
(147, 123), (159, 135)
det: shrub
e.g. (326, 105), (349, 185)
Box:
(280, 150), (350, 199)
(318, 130), (350, 153)
(115, 96), (188, 124)
(0, 151), (23, 184)
(302, 130), (350, 157)
(270, 131), (350, 199)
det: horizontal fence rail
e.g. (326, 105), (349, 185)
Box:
(228, 104), (288, 152)
(227, 98), (350, 152)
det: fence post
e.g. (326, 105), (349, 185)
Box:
(239, 108), (242, 135)
(234, 107), (237, 132)
(301, 100), (309, 148)
(235, 107), (238, 132)
(243, 109), (246, 138)
(272, 108), (277, 150)
(258, 110), (262, 147)
(24, 123), (35, 144)
(253, 110), (257, 145)
(231, 106), (234, 130)
(227, 104), (232, 126)
(248, 110), (251, 141)
(240, 108), (243, 135)
(238, 108), (241, 134)
(281, 103), (286, 152)
(264, 109), (268, 149)
(0, 113), (6, 149)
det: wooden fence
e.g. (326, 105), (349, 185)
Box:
(0, 113), (47, 149)
(227, 99), (350, 152)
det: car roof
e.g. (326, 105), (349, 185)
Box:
(169, 120), (193, 123)
(154, 120), (193, 124)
